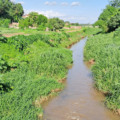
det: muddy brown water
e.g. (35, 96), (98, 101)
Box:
(43, 38), (120, 120)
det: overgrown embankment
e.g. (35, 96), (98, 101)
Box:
(0, 29), (84, 120)
(84, 28), (120, 113)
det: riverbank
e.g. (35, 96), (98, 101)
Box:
(43, 37), (120, 120)
(0, 27), (89, 120)
(84, 28), (120, 115)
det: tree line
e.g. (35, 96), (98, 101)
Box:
(0, 0), (65, 31)
(19, 12), (65, 31)
(94, 0), (120, 32)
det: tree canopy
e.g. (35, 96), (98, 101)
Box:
(94, 0), (120, 32)
(48, 18), (65, 31)
(110, 0), (120, 8)
(0, 0), (24, 22)
(19, 12), (48, 29)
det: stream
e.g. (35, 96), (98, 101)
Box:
(43, 38), (120, 120)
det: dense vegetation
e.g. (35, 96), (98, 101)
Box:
(0, 28), (83, 119)
(19, 12), (65, 31)
(84, 0), (120, 112)
(84, 28), (120, 111)
(0, 0), (24, 22)
(94, 0), (120, 32)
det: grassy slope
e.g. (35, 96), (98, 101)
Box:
(0, 28), (84, 120)
(84, 29), (120, 111)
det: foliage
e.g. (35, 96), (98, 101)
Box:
(71, 23), (80, 26)
(108, 12), (120, 31)
(0, 55), (8, 73)
(98, 5), (117, 21)
(84, 32), (120, 110)
(48, 18), (65, 31)
(0, 18), (11, 28)
(110, 0), (120, 7)
(82, 27), (101, 36)
(94, 20), (108, 32)
(19, 18), (30, 29)
(37, 23), (46, 31)
(19, 12), (48, 29)
(37, 14), (48, 25)
(0, 0), (24, 22)
(113, 27), (120, 44)
(28, 12), (39, 27)
(0, 31), (73, 119)
(0, 43), (24, 68)
(0, 36), (7, 43)
(7, 34), (51, 51)
(94, 5), (118, 32)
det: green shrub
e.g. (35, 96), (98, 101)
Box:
(0, 36), (7, 43)
(0, 47), (72, 120)
(37, 24), (46, 31)
(0, 55), (8, 73)
(0, 19), (11, 28)
(0, 43), (25, 68)
(7, 34), (51, 51)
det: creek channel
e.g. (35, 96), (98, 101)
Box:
(43, 38), (120, 120)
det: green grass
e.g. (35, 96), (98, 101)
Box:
(0, 28), (84, 120)
(84, 29), (120, 110)
(0, 48), (71, 120)
(0, 27), (52, 35)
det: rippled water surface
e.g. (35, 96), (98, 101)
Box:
(43, 38), (120, 120)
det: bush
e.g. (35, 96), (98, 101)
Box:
(37, 24), (46, 31)
(108, 13), (120, 32)
(0, 55), (8, 73)
(7, 34), (51, 51)
(0, 36), (7, 43)
(0, 19), (11, 28)
(94, 20), (108, 32)
(48, 18), (65, 31)
(19, 18), (30, 29)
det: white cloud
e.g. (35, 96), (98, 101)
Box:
(10, 0), (15, 2)
(71, 2), (80, 6)
(45, 1), (57, 6)
(10, 0), (24, 4)
(24, 9), (65, 18)
(60, 15), (96, 24)
(61, 2), (68, 6)
(24, 9), (96, 24)
(18, 1), (24, 4)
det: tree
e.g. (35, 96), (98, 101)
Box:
(98, 5), (118, 21)
(19, 18), (30, 29)
(108, 12), (120, 31)
(48, 18), (65, 31)
(37, 14), (48, 25)
(110, 0), (120, 7)
(29, 12), (39, 27)
(0, 0), (24, 22)
(94, 5), (118, 32)
(94, 20), (108, 32)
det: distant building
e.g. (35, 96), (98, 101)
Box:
(70, 26), (82, 29)
(22, 14), (29, 19)
(9, 22), (19, 29)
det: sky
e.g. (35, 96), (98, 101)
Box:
(12, 0), (109, 24)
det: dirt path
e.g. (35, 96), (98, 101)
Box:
(3, 33), (29, 37)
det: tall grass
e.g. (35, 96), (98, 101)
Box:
(84, 29), (120, 110)
(0, 30), (78, 120)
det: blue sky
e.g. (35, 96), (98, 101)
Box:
(12, 0), (109, 24)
